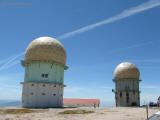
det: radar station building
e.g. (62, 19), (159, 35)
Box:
(21, 37), (68, 108)
(112, 62), (141, 107)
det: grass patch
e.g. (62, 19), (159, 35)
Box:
(3, 109), (35, 114)
(59, 110), (94, 114)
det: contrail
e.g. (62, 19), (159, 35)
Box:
(0, 0), (160, 70)
(0, 56), (14, 64)
(57, 0), (160, 40)
(0, 60), (20, 71)
(0, 52), (24, 70)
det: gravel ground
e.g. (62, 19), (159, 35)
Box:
(0, 107), (159, 120)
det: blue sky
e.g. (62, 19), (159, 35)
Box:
(0, 0), (160, 106)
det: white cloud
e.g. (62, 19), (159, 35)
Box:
(0, 73), (23, 100)
(141, 94), (159, 104)
(0, 84), (22, 100)
(64, 86), (85, 93)
(101, 86), (114, 89)
(140, 84), (160, 104)
(141, 85), (159, 89)
(140, 83), (160, 89)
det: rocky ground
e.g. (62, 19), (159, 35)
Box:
(0, 107), (159, 120)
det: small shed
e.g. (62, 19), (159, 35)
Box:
(63, 98), (100, 107)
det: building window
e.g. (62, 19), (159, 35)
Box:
(133, 91), (135, 95)
(45, 74), (48, 78)
(120, 92), (122, 98)
(41, 74), (45, 77)
(42, 93), (45, 95)
(53, 94), (56, 96)
(30, 92), (34, 95)
(41, 73), (48, 78)
(126, 92), (129, 103)
(42, 84), (45, 87)
(54, 85), (56, 87)
(31, 84), (34, 86)
(126, 92), (129, 97)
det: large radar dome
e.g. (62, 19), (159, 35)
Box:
(25, 37), (66, 65)
(114, 62), (140, 79)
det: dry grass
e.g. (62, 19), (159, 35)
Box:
(59, 110), (94, 114)
(3, 109), (35, 114)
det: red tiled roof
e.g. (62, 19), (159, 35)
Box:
(63, 98), (100, 105)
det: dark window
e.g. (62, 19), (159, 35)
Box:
(42, 93), (45, 95)
(30, 92), (34, 95)
(45, 74), (48, 78)
(126, 92), (129, 97)
(31, 84), (34, 86)
(133, 91), (135, 95)
(126, 92), (129, 103)
(132, 102), (137, 106)
(41, 73), (48, 78)
(53, 94), (56, 96)
(138, 93), (140, 100)
(54, 85), (56, 87)
(42, 84), (45, 87)
(126, 97), (130, 103)
(41, 74), (45, 77)
(61, 94), (63, 96)
(120, 92), (122, 98)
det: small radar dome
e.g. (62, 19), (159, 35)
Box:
(114, 62), (140, 79)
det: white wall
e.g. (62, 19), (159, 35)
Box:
(21, 82), (64, 108)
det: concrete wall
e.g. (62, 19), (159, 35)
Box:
(114, 79), (140, 107)
(21, 61), (66, 108)
(24, 62), (64, 84)
(64, 103), (99, 107)
(115, 91), (140, 107)
(115, 79), (139, 91)
(21, 82), (64, 108)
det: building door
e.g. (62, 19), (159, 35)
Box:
(126, 92), (129, 104)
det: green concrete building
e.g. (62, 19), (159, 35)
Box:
(21, 36), (68, 108)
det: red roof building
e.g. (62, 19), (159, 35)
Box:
(63, 98), (100, 107)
